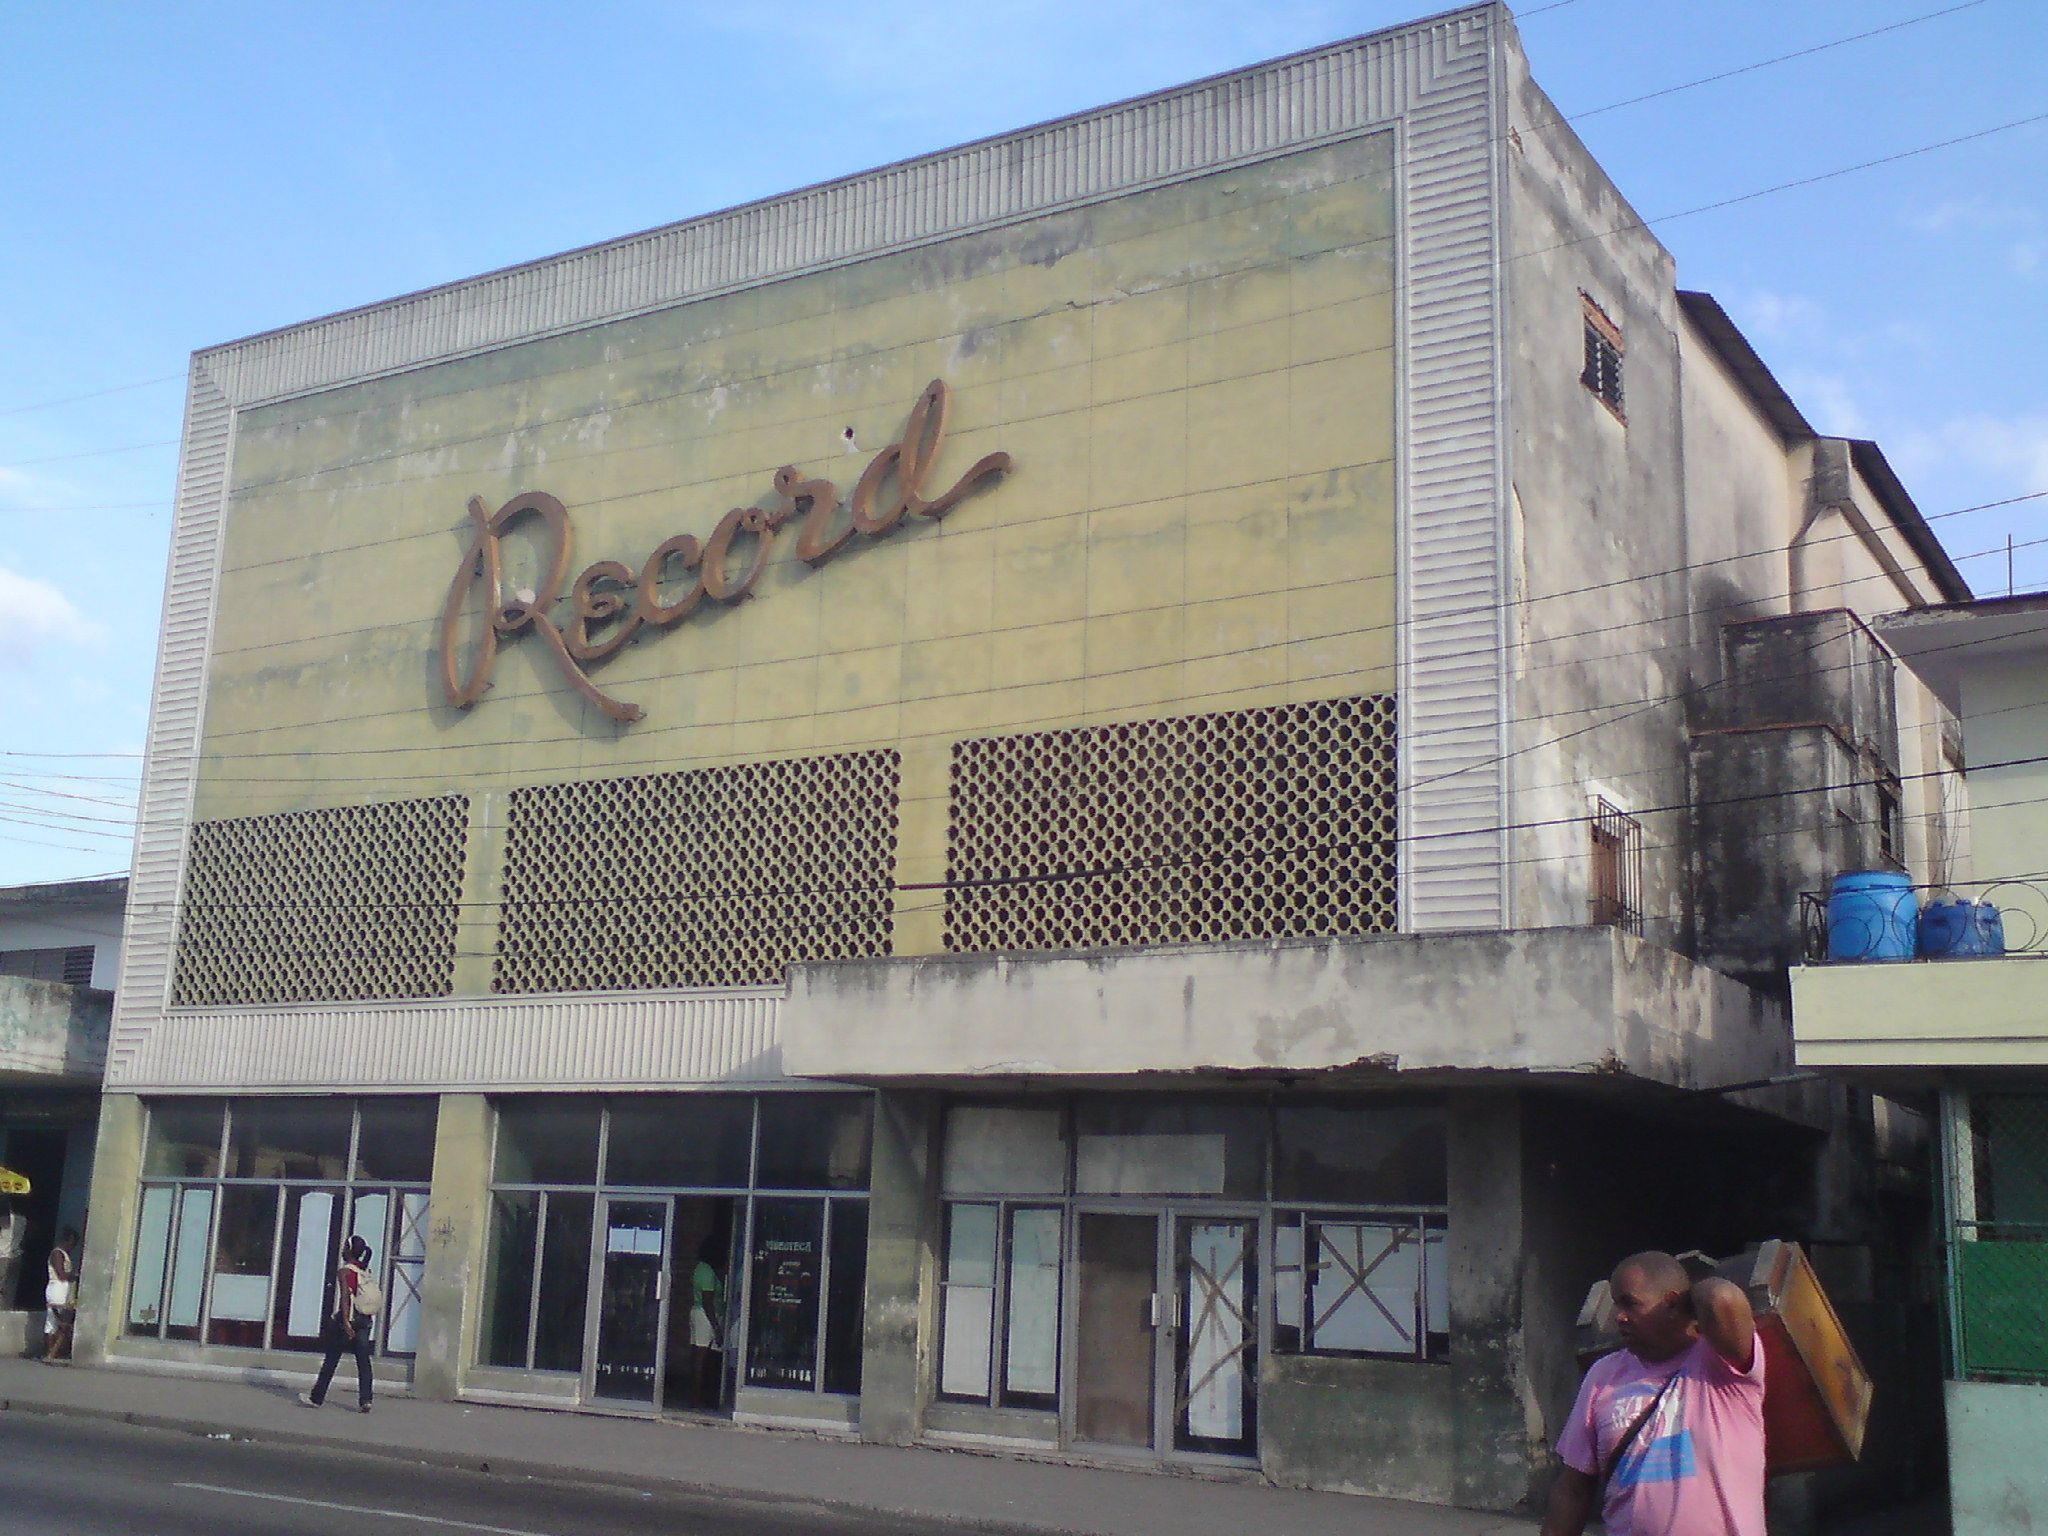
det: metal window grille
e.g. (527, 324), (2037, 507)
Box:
(1589, 797), (1644, 935)
(1580, 295), (1625, 419)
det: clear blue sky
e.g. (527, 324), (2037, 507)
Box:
(3, 0), (2044, 884)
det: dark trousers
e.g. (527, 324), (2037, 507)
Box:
(310, 1317), (373, 1407)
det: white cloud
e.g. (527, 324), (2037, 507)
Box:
(1730, 288), (1826, 343)
(1780, 369), (1875, 439)
(1909, 197), (2045, 282)
(0, 562), (98, 658)
(1893, 412), (2048, 496)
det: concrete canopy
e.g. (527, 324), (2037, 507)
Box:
(785, 926), (1792, 1098)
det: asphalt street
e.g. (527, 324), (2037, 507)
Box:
(0, 1412), (1010, 1536)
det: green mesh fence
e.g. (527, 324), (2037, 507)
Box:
(1956, 1091), (2048, 1381)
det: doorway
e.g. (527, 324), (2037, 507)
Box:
(4, 1130), (69, 1312)
(662, 1195), (740, 1414)
(1067, 1208), (1259, 1462)
(588, 1197), (669, 1406)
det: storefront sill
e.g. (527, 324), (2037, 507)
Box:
(102, 1347), (414, 1392)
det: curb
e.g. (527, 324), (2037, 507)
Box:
(0, 1393), (1067, 1536)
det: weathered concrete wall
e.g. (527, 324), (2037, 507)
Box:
(185, 132), (1399, 977)
(1948, 1379), (2048, 1536)
(1261, 1353), (1456, 1501)
(786, 928), (1792, 1097)
(72, 1092), (143, 1368)
(0, 976), (110, 1080)
(1964, 654), (2048, 885)
(415, 1093), (489, 1400)
(1692, 611), (1905, 989)
(1498, 32), (1699, 944)
(858, 1090), (938, 1444)
(0, 883), (126, 992)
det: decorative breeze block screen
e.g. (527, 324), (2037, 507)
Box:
(493, 751), (901, 992)
(944, 694), (1397, 954)
(171, 796), (469, 1006)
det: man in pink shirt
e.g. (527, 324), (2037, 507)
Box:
(1542, 1250), (1766, 1536)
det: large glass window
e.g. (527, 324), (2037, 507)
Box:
(1273, 1103), (1446, 1205)
(128, 1097), (436, 1359)
(934, 1097), (1453, 1405)
(756, 1095), (873, 1190)
(605, 1096), (751, 1189)
(479, 1093), (873, 1400)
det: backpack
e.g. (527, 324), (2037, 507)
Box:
(349, 1263), (385, 1318)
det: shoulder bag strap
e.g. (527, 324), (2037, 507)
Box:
(1598, 1368), (1680, 1497)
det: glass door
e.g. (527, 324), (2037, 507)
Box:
(589, 1198), (671, 1406)
(1070, 1211), (1159, 1450)
(1172, 1214), (1257, 1457)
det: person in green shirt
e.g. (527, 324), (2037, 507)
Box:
(688, 1235), (726, 1408)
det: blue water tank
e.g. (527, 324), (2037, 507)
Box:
(1916, 898), (2008, 959)
(1828, 871), (1918, 962)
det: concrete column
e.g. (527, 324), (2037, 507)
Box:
(1447, 1088), (1537, 1510)
(857, 1089), (938, 1444)
(413, 1093), (491, 1401)
(73, 1092), (145, 1368)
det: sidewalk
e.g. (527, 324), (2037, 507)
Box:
(0, 1357), (1536, 1536)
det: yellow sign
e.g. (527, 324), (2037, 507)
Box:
(0, 1167), (30, 1195)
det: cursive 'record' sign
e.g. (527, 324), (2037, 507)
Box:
(438, 378), (1012, 724)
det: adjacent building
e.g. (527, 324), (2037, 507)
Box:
(0, 876), (120, 1338)
(1794, 592), (2048, 1536)
(79, 4), (1972, 1514)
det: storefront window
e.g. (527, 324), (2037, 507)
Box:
(1074, 1101), (1263, 1197)
(493, 1100), (601, 1186)
(226, 1100), (351, 1180)
(605, 1096), (751, 1189)
(206, 1186), (279, 1346)
(824, 1201), (868, 1396)
(481, 1193), (539, 1369)
(935, 1096), (1454, 1409)
(1273, 1212), (1447, 1361)
(756, 1094), (872, 1191)
(355, 1098), (441, 1183)
(746, 1198), (824, 1390)
(479, 1093), (873, 1403)
(534, 1193), (594, 1372)
(1273, 1103), (1446, 1205)
(128, 1098), (436, 1359)
(142, 1099), (225, 1178)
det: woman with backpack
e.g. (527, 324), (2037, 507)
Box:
(298, 1234), (383, 1412)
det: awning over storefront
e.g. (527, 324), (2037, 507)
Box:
(785, 926), (1797, 1101)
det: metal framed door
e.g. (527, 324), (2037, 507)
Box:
(1067, 1209), (1162, 1453)
(1170, 1211), (1258, 1459)
(586, 1197), (672, 1408)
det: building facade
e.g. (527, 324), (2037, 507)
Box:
(0, 876), (119, 1336)
(1794, 592), (2048, 1536)
(82, 4), (1968, 1513)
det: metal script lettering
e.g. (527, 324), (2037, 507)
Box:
(439, 379), (1011, 724)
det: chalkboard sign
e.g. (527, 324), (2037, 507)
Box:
(745, 1199), (823, 1389)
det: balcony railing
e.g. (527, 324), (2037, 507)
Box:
(1800, 874), (2048, 963)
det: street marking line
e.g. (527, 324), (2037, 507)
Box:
(173, 1482), (557, 1536)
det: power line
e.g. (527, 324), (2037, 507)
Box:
(1561, 0), (1997, 123)
(170, 507), (2048, 767)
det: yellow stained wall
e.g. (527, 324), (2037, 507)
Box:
(193, 134), (1398, 978)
